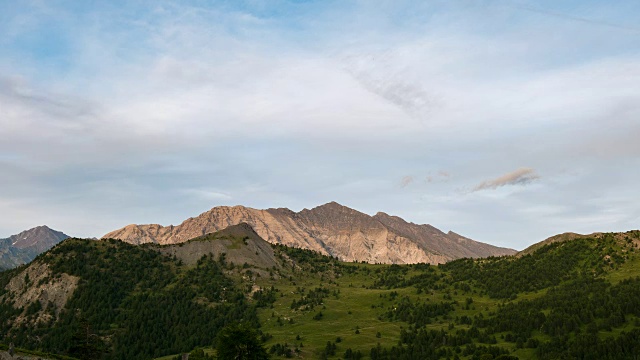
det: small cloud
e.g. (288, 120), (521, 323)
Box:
(341, 52), (439, 118)
(473, 168), (540, 192)
(425, 170), (451, 184)
(181, 188), (232, 200)
(400, 175), (414, 188)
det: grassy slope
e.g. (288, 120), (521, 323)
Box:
(162, 231), (640, 359)
(254, 266), (515, 358)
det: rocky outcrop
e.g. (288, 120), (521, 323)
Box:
(0, 226), (69, 269)
(103, 202), (516, 264)
(1, 261), (79, 325)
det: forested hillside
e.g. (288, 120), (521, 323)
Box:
(0, 237), (264, 360)
(1, 230), (640, 359)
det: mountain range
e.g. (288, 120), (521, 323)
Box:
(0, 226), (69, 270)
(103, 202), (516, 264)
(2, 223), (639, 359)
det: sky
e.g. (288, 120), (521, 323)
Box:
(1, 0), (639, 250)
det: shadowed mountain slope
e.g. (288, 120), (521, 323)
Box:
(147, 223), (281, 269)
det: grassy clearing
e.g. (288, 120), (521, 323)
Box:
(607, 250), (640, 284)
(255, 268), (406, 357)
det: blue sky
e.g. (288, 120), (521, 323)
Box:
(1, 0), (639, 249)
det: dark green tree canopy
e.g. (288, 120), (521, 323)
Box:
(216, 323), (269, 360)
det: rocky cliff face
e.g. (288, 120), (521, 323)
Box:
(103, 202), (516, 264)
(0, 226), (69, 269)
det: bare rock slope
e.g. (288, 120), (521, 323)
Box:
(1, 261), (79, 326)
(103, 202), (516, 264)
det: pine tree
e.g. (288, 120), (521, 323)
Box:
(68, 315), (104, 360)
(216, 323), (269, 360)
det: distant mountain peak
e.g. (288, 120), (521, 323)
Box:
(301, 201), (348, 212)
(103, 203), (516, 264)
(30, 225), (51, 231)
(8, 225), (68, 250)
(302, 202), (373, 220)
(320, 201), (344, 208)
(1, 225), (69, 270)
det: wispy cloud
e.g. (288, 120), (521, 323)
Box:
(181, 188), (232, 201)
(473, 168), (540, 192)
(400, 175), (414, 188)
(426, 171), (451, 183)
(0, 76), (100, 136)
(342, 52), (439, 118)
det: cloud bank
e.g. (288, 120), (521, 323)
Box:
(0, 0), (639, 249)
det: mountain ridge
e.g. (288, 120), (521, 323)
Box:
(517, 230), (640, 257)
(103, 202), (515, 264)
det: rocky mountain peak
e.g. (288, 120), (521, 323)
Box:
(300, 201), (372, 220)
(299, 201), (352, 214)
(1, 226), (69, 270)
(103, 202), (516, 264)
(298, 202), (383, 234)
(8, 225), (68, 251)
